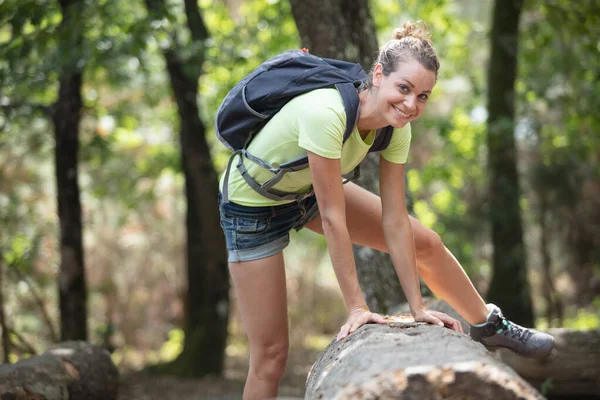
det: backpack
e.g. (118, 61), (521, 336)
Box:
(215, 49), (394, 203)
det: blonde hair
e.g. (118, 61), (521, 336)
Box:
(367, 20), (440, 87)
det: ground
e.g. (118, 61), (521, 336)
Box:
(117, 346), (322, 400)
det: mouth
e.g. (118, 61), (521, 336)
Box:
(392, 105), (413, 119)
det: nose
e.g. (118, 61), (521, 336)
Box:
(404, 95), (417, 112)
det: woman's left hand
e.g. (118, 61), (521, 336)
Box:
(413, 308), (464, 333)
(336, 307), (387, 341)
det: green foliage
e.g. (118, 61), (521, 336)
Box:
(518, 0), (600, 307)
(200, 0), (300, 172)
(0, 0), (62, 104)
(540, 378), (553, 396)
(158, 328), (184, 361)
(564, 308), (600, 330)
(4, 233), (41, 273)
(538, 300), (600, 331)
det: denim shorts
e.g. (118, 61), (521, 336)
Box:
(218, 193), (319, 262)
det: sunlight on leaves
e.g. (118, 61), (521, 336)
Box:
(414, 200), (437, 228)
(158, 328), (184, 362)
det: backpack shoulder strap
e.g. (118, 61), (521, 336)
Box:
(335, 82), (362, 143)
(369, 125), (395, 153)
(278, 81), (360, 171)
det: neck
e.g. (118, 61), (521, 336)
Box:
(357, 88), (387, 132)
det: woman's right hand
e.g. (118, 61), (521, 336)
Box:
(336, 306), (387, 341)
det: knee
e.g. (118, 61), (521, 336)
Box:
(250, 339), (289, 382)
(415, 227), (444, 259)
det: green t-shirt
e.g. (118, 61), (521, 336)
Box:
(219, 88), (411, 206)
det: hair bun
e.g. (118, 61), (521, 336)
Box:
(393, 20), (431, 41)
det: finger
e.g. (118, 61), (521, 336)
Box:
(443, 317), (464, 333)
(348, 323), (360, 334)
(430, 312), (461, 332)
(452, 319), (464, 333)
(428, 316), (444, 327)
(336, 324), (350, 341)
(417, 316), (443, 327)
(372, 313), (387, 325)
(444, 319), (460, 332)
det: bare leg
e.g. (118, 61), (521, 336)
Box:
(229, 252), (289, 400)
(304, 182), (489, 325)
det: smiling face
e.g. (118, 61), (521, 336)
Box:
(372, 58), (436, 128)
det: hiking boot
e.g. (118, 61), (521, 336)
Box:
(470, 304), (554, 358)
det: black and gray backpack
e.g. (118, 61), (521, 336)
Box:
(215, 49), (394, 203)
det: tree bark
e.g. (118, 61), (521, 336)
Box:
(289, 0), (378, 71)
(145, 0), (229, 377)
(0, 253), (10, 363)
(54, 0), (87, 341)
(305, 321), (543, 399)
(537, 191), (563, 325)
(0, 341), (119, 400)
(485, 0), (533, 326)
(289, 0), (407, 314)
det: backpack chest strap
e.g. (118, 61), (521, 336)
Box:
(221, 150), (315, 203)
(221, 150), (361, 204)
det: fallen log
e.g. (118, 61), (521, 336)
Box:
(498, 328), (600, 399)
(391, 300), (600, 399)
(0, 341), (119, 400)
(305, 316), (544, 399)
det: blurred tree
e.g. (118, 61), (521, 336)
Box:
(144, 0), (229, 377)
(289, 0), (407, 314)
(519, 0), (600, 313)
(532, 159), (564, 325)
(485, 0), (533, 325)
(54, 0), (88, 341)
(0, 252), (10, 362)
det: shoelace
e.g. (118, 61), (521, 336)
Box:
(494, 318), (532, 342)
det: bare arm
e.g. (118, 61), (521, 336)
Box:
(307, 151), (366, 313)
(308, 151), (387, 340)
(379, 157), (465, 331)
(378, 158), (426, 315)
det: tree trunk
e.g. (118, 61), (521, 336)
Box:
(0, 253), (10, 363)
(305, 321), (543, 399)
(54, 0), (87, 341)
(485, 0), (533, 326)
(144, 0), (229, 377)
(0, 341), (119, 400)
(289, 0), (407, 314)
(538, 191), (563, 326)
(289, 0), (378, 71)
(498, 329), (600, 399)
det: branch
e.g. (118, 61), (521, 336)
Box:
(7, 328), (37, 355)
(8, 265), (59, 343)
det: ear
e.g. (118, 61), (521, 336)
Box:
(372, 63), (384, 87)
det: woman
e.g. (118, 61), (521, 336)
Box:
(218, 21), (554, 400)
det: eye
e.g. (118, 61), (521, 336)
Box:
(418, 94), (429, 101)
(398, 85), (409, 92)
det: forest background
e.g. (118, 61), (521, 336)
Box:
(0, 0), (599, 397)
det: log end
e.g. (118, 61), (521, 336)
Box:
(1, 341), (119, 400)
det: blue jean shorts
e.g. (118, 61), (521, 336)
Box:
(218, 193), (320, 262)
